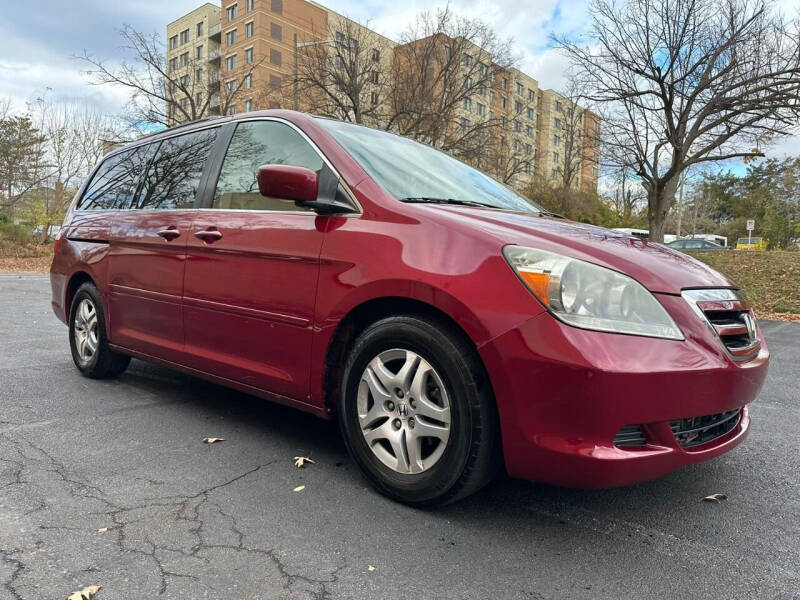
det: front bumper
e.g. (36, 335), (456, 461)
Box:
(479, 293), (769, 488)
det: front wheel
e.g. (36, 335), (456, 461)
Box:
(69, 282), (131, 379)
(338, 315), (499, 506)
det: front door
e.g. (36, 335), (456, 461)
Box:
(182, 120), (327, 402)
(107, 127), (219, 364)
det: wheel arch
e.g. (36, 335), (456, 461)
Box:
(320, 294), (493, 415)
(65, 271), (96, 317)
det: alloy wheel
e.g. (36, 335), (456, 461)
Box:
(357, 348), (451, 474)
(73, 298), (99, 366)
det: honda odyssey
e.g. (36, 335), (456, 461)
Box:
(50, 110), (769, 505)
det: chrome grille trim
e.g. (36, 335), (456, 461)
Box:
(682, 289), (760, 362)
(670, 409), (742, 448)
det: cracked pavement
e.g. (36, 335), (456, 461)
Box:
(0, 274), (799, 599)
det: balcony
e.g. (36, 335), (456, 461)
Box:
(208, 49), (221, 62)
(209, 95), (221, 109)
(209, 23), (221, 40)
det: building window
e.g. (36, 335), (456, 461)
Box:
(195, 68), (203, 83)
(515, 100), (522, 113)
(514, 120), (521, 132)
(554, 135), (560, 146)
(462, 54), (472, 67)
(592, 167), (599, 178)
(270, 22), (281, 40)
(196, 45), (204, 59)
(180, 74), (189, 88)
(169, 35), (178, 50)
(371, 92), (379, 105)
(269, 75), (281, 90)
(226, 54), (237, 71)
(462, 97), (472, 110)
(197, 22), (204, 37)
(247, 0), (254, 11)
(514, 139), (521, 152)
(180, 29), (189, 44)
(553, 152), (559, 163)
(460, 117), (469, 131)
(244, 74), (252, 89)
(371, 70), (379, 84)
(180, 97), (189, 110)
(445, 45), (452, 61)
(271, 0), (283, 14)
(555, 100), (563, 112)
(245, 47), (254, 64)
(270, 49), (281, 66)
(227, 105), (236, 116)
(477, 103), (486, 117)
(180, 52), (189, 67)
(502, 77), (508, 90)
(525, 143), (532, 155)
(527, 107), (534, 120)
(554, 118), (562, 130)
(245, 99), (253, 112)
(243, 21), (253, 38)
(528, 89), (535, 101)
(227, 4), (237, 21)
(226, 29), (237, 46)
(169, 57), (178, 72)
(372, 48), (380, 62)
(477, 84), (486, 96)
(196, 93), (203, 106)
(226, 80), (236, 94)
(526, 125), (533, 137)
(516, 82), (523, 95)
(501, 96), (507, 109)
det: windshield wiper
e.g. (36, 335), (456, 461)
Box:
(399, 197), (499, 209)
(537, 208), (564, 218)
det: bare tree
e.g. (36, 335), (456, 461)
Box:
(78, 25), (263, 129)
(293, 17), (393, 125)
(388, 7), (516, 160)
(557, 0), (800, 241)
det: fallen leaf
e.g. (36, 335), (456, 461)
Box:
(293, 485), (306, 492)
(67, 584), (102, 600)
(97, 527), (109, 533)
(293, 456), (316, 468)
(202, 437), (225, 444)
(703, 493), (728, 503)
(367, 565), (376, 572)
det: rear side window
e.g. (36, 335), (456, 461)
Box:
(135, 128), (218, 210)
(212, 121), (323, 211)
(78, 145), (155, 211)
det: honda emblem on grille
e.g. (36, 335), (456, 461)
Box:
(741, 312), (757, 343)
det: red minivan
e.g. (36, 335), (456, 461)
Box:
(51, 110), (769, 505)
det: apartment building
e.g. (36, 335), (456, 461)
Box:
(168, 1), (599, 192)
(535, 89), (599, 192)
(166, 3), (222, 125)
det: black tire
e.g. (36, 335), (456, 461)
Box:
(338, 314), (500, 506)
(68, 282), (131, 379)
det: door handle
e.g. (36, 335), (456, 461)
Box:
(194, 229), (223, 243)
(156, 228), (181, 241)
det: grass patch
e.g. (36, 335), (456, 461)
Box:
(688, 250), (800, 317)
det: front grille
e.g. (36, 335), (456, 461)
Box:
(682, 289), (760, 361)
(614, 424), (647, 447)
(670, 409), (741, 448)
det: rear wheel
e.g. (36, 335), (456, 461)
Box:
(338, 314), (499, 506)
(69, 283), (130, 379)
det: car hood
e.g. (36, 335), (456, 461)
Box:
(425, 206), (734, 294)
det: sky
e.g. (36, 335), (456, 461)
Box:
(1, 0), (798, 161)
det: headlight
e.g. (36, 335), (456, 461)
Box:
(503, 246), (684, 340)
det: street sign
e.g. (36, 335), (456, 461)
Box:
(746, 219), (755, 244)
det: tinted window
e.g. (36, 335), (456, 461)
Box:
(669, 240), (686, 248)
(79, 145), (155, 210)
(135, 128), (218, 210)
(213, 120), (323, 211)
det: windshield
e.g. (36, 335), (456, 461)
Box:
(317, 118), (540, 214)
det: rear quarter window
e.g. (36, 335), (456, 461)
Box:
(77, 144), (155, 211)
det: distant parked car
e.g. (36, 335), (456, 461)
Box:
(736, 237), (767, 250)
(667, 239), (725, 252)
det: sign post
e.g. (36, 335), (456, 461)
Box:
(746, 219), (755, 245)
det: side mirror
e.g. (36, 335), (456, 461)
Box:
(257, 164), (319, 204)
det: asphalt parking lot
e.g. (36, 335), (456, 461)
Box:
(0, 274), (798, 600)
